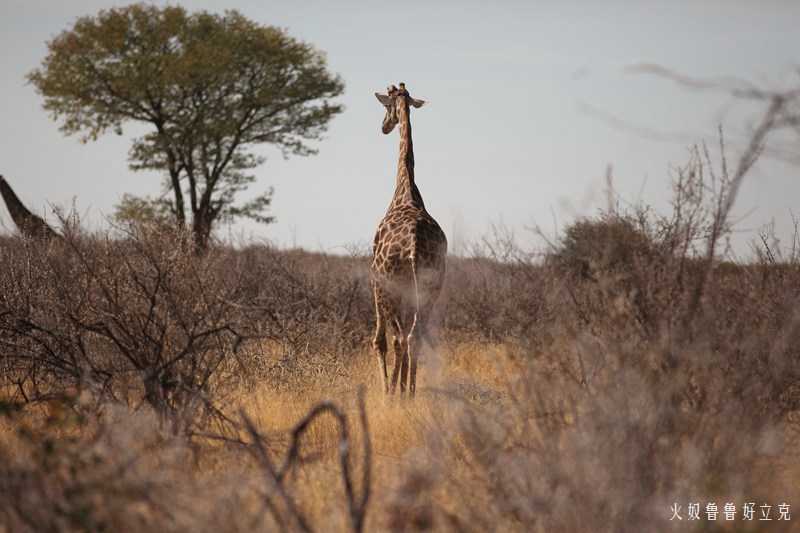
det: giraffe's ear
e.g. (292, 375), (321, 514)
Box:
(410, 98), (427, 108)
(375, 93), (392, 106)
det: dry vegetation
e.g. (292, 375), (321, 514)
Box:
(2, 145), (800, 532)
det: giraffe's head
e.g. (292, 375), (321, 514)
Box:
(375, 83), (426, 134)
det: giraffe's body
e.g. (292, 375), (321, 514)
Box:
(0, 175), (58, 239)
(371, 83), (446, 397)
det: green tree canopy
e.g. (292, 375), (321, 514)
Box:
(28, 3), (344, 248)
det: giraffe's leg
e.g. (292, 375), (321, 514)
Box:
(399, 347), (409, 396)
(407, 313), (422, 398)
(399, 307), (413, 395)
(389, 321), (406, 395)
(419, 285), (443, 354)
(407, 269), (444, 398)
(373, 318), (388, 394)
(372, 291), (389, 394)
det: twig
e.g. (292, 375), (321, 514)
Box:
(241, 410), (312, 532)
(241, 387), (371, 532)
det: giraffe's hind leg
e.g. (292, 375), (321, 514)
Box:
(408, 314), (422, 398)
(397, 306), (414, 395)
(408, 269), (444, 398)
(399, 339), (409, 395)
(376, 283), (406, 396)
(389, 319), (407, 395)
(372, 286), (392, 394)
(372, 313), (389, 394)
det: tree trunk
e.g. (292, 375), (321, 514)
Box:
(192, 214), (210, 251)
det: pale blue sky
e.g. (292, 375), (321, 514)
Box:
(1, 1), (798, 258)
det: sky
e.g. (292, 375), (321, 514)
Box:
(1, 0), (799, 259)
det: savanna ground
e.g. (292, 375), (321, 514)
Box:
(1, 145), (799, 532)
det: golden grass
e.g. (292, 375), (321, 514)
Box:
(223, 341), (527, 531)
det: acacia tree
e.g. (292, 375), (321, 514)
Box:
(28, 3), (344, 248)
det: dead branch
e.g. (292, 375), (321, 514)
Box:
(242, 387), (371, 532)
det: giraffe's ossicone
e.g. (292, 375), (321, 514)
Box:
(371, 83), (447, 397)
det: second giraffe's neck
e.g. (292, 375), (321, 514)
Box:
(390, 96), (425, 210)
(0, 176), (35, 228)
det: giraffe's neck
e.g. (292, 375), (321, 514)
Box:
(390, 97), (425, 210)
(0, 176), (35, 229)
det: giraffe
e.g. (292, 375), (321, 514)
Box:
(0, 175), (58, 240)
(371, 83), (447, 397)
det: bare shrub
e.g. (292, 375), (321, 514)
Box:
(549, 213), (659, 281)
(404, 325), (796, 531)
(443, 229), (556, 348)
(0, 224), (246, 433)
(231, 244), (374, 393)
(0, 400), (266, 532)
